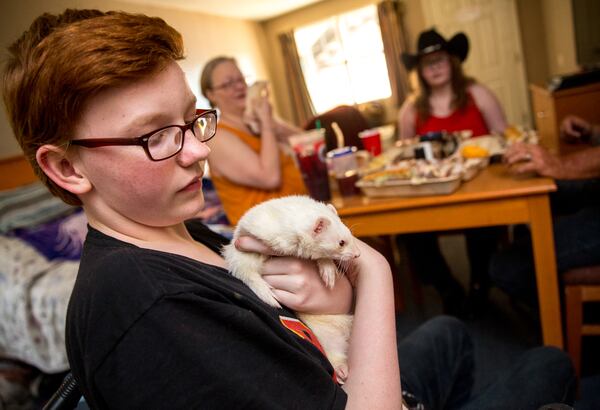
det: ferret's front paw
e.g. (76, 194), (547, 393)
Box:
(317, 260), (337, 289)
(335, 364), (348, 384)
(249, 280), (281, 309)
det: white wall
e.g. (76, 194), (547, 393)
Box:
(0, 0), (269, 159)
(541, 0), (579, 76)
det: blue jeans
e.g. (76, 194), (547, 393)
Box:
(399, 316), (575, 409)
(489, 204), (600, 305)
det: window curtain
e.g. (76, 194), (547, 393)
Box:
(278, 31), (315, 127)
(377, 0), (410, 108)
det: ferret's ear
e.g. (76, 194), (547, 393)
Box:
(312, 217), (331, 236)
(326, 204), (338, 215)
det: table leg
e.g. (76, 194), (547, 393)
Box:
(528, 195), (564, 348)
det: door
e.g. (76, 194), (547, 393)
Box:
(421, 0), (531, 127)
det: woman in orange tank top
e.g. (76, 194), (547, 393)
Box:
(396, 29), (508, 316)
(200, 57), (307, 225)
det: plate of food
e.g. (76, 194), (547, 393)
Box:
(356, 158), (465, 197)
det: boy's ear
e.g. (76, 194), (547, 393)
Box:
(36, 144), (92, 196)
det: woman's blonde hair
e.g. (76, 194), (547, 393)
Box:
(2, 9), (184, 205)
(199, 56), (236, 108)
(412, 55), (475, 121)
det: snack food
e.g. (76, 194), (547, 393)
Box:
(504, 125), (521, 141)
(461, 145), (489, 158)
(360, 158), (463, 185)
(503, 125), (539, 145)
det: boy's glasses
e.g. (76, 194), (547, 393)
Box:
(70, 109), (217, 161)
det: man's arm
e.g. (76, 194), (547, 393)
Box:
(505, 142), (600, 180)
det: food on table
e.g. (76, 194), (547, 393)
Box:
(358, 146), (406, 175)
(503, 125), (539, 145)
(504, 125), (522, 141)
(361, 167), (412, 183)
(461, 145), (489, 158)
(360, 158), (466, 185)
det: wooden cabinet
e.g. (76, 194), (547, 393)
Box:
(530, 82), (600, 153)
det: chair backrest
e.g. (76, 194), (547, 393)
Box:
(303, 105), (369, 152)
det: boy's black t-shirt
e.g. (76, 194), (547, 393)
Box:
(66, 220), (347, 409)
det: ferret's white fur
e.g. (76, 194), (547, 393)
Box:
(222, 195), (360, 382)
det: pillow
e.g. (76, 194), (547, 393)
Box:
(0, 182), (75, 234)
(11, 209), (87, 261)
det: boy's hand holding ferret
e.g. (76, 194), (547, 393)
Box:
(234, 235), (353, 314)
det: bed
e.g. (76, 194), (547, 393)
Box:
(0, 155), (82, 373)
(0, 155), (231, 375)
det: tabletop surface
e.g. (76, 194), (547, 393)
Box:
(332, 164), (557, 216)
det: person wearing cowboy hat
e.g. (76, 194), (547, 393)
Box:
(397, 28), (507, 140)
(396, 28), (508, 317)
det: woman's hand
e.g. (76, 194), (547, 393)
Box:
(253, 97), (274, 129)
(235, 236), (353, 314)
(503, 142), (564, 178)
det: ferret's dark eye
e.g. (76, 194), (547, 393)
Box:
(339, 240), (346, 247)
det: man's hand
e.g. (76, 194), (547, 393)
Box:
(504, 142), (565, 179)
(560, 115), (592, 142)
(234, 236), (353, 314)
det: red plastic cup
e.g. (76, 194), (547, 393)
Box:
(359, 129), (382, 157)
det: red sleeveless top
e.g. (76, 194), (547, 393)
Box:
(415, 93), (489, 137)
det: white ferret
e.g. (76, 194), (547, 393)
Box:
(222, 195), (360, 381)
(243, 80), (268, 135)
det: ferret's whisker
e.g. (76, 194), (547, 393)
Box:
(348, 223), (363, 234)
(338, 260), (350, 276)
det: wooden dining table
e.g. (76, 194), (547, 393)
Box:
(331, 164), (563, 348)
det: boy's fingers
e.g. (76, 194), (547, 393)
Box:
(234, 236), (272, 254)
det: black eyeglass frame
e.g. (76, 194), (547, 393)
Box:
(69, 109), (217, 161)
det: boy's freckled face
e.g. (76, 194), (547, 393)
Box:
(72, 61), (209, 226)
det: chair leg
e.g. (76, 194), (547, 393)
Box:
(565, 285), (583, 380)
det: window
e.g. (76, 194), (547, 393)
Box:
(294, 5), (391, 113)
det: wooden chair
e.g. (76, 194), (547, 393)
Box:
(303, 105), (369, 152)
(563, 264), (600, 378)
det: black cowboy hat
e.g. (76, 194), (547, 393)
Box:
(401, 28), (469, 70)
